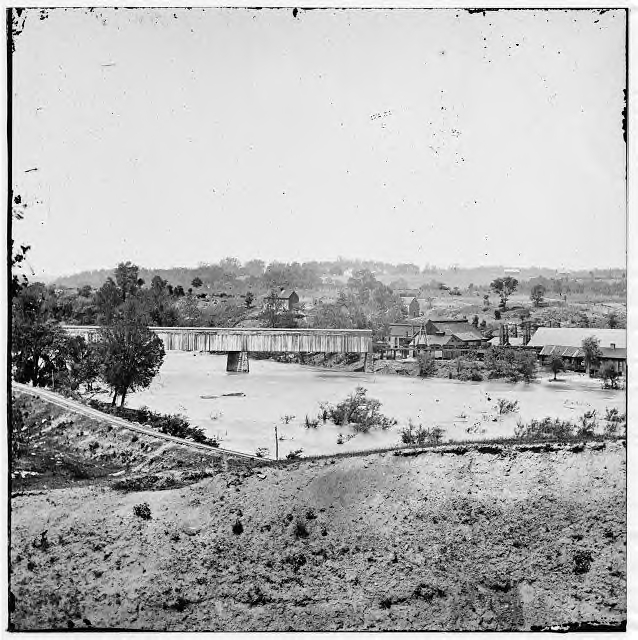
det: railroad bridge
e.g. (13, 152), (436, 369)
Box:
(62, 325), (374, 373)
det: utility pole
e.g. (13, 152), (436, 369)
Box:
(274, 425), (279, 461)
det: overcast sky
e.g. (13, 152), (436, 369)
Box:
(12, 8), (626, 278)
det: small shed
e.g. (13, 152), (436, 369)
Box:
(278, 289), (300, 311)
(400, 296), (421, 318)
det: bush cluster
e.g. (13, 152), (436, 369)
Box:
(416, 352), (436, 377)
(133, 502), (152, 520)
(496, 398), (519, 415)
(87, 400), (220, 447)
(484, 347), (538, 382)
(514, 417), (575, 440)
(11, 397), (31, 459)
(603, 408), (626, 436)
(319, 387), (397, 433)
(513, 408), (625, 440)
(400, 420), (445, 446)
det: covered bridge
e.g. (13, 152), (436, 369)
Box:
(62, 325), (373, 373)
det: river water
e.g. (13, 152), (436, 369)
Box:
(126, 352), (626, 459)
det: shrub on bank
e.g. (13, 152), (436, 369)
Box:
(400, 420), (446, 446)
(87, 399), (220, 447)
(417, 352), (436, 377)
(603, 408), (626, 436)
(512, 408), (624, 441)
(514, 417), (574, 440)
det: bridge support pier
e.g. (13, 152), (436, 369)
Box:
(227, 351), (250, 373)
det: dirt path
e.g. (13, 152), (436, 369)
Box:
(10, 433), (626, 631)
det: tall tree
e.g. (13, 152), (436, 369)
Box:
(490, 277), (518, 310)
(114, 261), (140, 302)
(548, 355), (565, 381)
(530, 284), (545, 307)
(581, 336), (602, 375)
(97, 305), (165, 407)
(11, 283), (70, 387)
(95, 277), (121, 324)
(261, 290), (293, 328)
(599, 362), (620, 389)
(219, 256), (242, 275)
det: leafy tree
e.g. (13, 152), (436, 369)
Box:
(347, 269), (379, 304)
(65, 335), (102, 391)
(147, 275), (179, 326)
(219, 256), (242, 275)
(417, 352), (436, 377)
(77, 285), (93, 298)
(490, 277), (518, 310)
(483, 294), (490, 310)
(11, 283), (70, 387)
(11, 240), (31, 299)
(204, 302), (246, 328)
(530, 284), (545, 307)
(150, 275), (168, 295)
(548, 355), (565, 381)
(575, 312), (590, 328)
(173, 285), (185, 297)
(178, 293), (202, 327)
(471, 315), (479, 328)
(581, 336), (602, 375)
(312, 302), (354, 330)
(600, 362), (620, 389)
(244, 259), (266, 277)
(191, 277), (203, 289)
(245, 291), (255, 308)
(114, 261), (140, 301)
(97, 305), (165, 407)
(261, 290), (288, 328)
(494, 309), (501, 320)
(606, 312), (619, 329)
(11, 193), (33, 298)
(484, 346), (537, 382)
(95, 277), (121, 324)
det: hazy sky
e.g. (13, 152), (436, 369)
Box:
(12, 8), (626, 278)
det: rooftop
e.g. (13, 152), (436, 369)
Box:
(527, 327), (626, 350)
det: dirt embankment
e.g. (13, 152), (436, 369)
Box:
(10, 396), (626, 632)
(10, 392), (258, 494)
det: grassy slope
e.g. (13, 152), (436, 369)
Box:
(9, 396), (626, 631)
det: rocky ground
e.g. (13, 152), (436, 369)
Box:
(9, 394), (626, 631)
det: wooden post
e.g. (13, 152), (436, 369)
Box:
(274, 425), (279, 461)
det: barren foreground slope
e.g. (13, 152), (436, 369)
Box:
(10, 396), (626, 631)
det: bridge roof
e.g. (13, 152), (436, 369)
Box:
(62, 325), (372, 335)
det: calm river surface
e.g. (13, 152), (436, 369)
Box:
(126, 352), (626, 458)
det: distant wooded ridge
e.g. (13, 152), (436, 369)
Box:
(45, 260), (627, 291)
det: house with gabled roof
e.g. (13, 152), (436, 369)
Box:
(425, 319), (486, 348)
